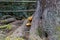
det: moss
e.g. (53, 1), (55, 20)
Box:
(15, 37), (24, 40)
(1, 20), (7, 23)
(56, 26), (60, 31)
(6, 24), (12, 30)
(5, 36), (11, 40)
(57, 35), (60, 40)
(5, 36), (25, 40)
(0, 25), (7, 29)
(37, 27), (42, 37)
(0, 24), (12, 30)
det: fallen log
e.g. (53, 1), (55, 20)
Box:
(0, 18), (16, 24)
(1, 15), (13, 20)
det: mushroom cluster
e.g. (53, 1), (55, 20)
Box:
(26, 16), (33, 27)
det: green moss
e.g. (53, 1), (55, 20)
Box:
(6, 24), (12, 30)
(0, 24), (12, 30)
(5, 36), (11, 40)
(56, 26), (60, 31)
(37, 27), (42, 37)
(1, 20), (7, 23)
(5, 36), (25, 40)
(15, 37), (24, 40)
(0, 25), (7, 29)
(57, 35), (60, 40)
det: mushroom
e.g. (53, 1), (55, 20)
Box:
(26, 23), (31, 27)
(28, 16), (32, 22)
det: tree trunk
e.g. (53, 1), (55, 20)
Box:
(29, 0), (43, 40)
(42, 0), (60, 40)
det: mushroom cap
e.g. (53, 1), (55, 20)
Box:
(26, 23), (31, 27)
(28, 16), (32, 21)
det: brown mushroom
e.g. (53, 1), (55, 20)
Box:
(28, 16), (32, 22)
(26, 23), (31, 27)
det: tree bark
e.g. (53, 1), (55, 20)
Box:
(42, 0), (60, 40)
(29, 0), (43, 40)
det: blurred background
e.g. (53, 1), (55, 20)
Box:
(0, 0), (36, 20)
